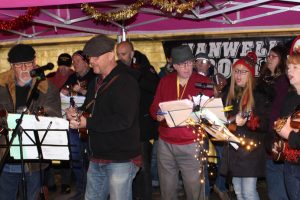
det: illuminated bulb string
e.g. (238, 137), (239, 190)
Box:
(187, 98), (261, 186)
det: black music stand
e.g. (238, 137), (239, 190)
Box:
(1, 114), (71, 200)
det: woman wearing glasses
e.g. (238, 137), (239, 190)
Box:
(275, 53), (300, 200)
(220, 52), (269, 200)
(257, 45), (290, 200)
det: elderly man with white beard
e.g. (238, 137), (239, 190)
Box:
(0, 44), (61, 200)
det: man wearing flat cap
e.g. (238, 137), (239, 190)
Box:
(0, 44), (61, 199)
(150, 45), (213, 200)
(66, 35), (141, 200)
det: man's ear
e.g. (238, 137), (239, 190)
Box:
(108, 51), (116, 60)
(33, 57), (37, 68)
(130, 51), (134, 59)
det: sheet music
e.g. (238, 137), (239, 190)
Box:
(159, 99), (194, 127)
(158, 96), (239, 148)
(192, 95), (227, 125)
(7, 114), (70, 160)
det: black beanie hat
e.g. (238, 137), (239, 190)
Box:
(8, 44), (36, 63)
(57, 53), (72, 67)
(72, 50), (89, 64)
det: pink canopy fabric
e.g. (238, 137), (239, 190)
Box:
(0, 0), (114, 8)
(0, 0), (299, 41)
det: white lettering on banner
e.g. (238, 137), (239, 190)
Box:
(209, 42), (222, 58)
(223, 42), (240, 58)
(217, 58), (232, 78)
(184, 40), (283, 77)
(269, 40), (278, 50)
(255, 41), (268, 57)
(164, 37), (294, 78)
(196, 43), (207, 54)
(240, 41), (255, 56)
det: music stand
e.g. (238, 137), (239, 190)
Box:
(5, 114), (70, 199)
(158, 99), (194, 127)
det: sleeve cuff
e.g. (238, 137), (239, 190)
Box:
(288, 131), (300, 149)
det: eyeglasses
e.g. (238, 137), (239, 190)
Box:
(13, 61), (34, 68)
(267, 55), (279, 59)
(176, 60), (194, 68)
(234, 69), (249, 75)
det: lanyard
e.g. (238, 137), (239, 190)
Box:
(176, 77), (188, 100)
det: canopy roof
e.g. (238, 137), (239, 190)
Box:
(0, 0), (299, 42)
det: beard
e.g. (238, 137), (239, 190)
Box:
(18, 71), (32, 85)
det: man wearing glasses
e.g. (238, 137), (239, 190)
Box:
(150, 45), (213, 200)
(0, 44), (61, 200)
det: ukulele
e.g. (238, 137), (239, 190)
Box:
(272, 106), (300, 162)
(227, 111), (251, 133)
(69, 97), (89, 140)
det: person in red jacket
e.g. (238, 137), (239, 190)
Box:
(150, 45), (213, 200)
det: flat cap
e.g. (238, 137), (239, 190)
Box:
(83, 35), (115, 57)
(171, 45), (194, 65)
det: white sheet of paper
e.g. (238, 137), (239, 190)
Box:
(7, 114), (70, 160)
(159, 99), (194, 127)
(193, 95), (227, 125)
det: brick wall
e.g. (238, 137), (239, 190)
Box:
(0, 38), (166, 74)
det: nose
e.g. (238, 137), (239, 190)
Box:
(20, 64), (30, 71)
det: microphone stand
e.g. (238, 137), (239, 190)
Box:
(0, 72), (45, 200)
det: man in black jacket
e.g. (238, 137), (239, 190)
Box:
(67, 35), (141, 200)
(117, 41), (159, 200)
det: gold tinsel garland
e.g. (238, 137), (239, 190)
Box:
(81, 0), (206, 22)
(151, 0), (203, 13)
(81, 0), (144, 22)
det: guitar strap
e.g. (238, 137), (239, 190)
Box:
(82, 75), (120, 115)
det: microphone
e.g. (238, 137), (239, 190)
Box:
(195, 82), (214, 89)
(30, 63), (54, 77)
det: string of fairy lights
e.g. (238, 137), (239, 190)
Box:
(186, 108), (259, 183)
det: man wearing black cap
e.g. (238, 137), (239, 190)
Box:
(66, 35), (141, 200)
(0, 44), (61, 199)
(150, 45), (213, 200)
(48, 53), (74, 89)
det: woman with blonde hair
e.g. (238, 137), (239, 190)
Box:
(221, 52), (269, 200)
